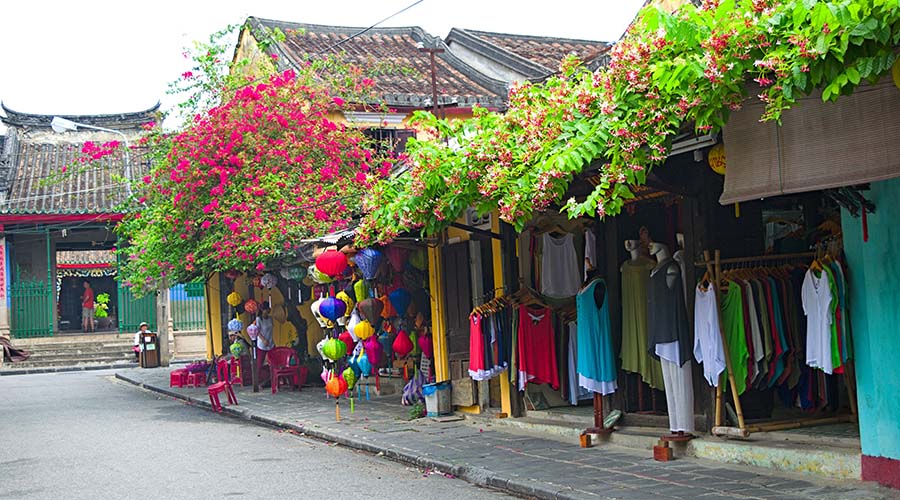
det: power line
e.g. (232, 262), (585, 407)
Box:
(315, 0), (425, 54)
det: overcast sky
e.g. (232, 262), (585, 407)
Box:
(0, 0), (644, 126)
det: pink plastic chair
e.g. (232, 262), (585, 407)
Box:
(207, 381), (237, 412)
(187, 372), (206, 387)
(216, 358), (242, 385)
(170, 369), (188, 388)
(268, 347), (306, 394)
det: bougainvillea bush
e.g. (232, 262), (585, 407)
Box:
(357, 0), (900, 244)
(117, 65), (394, 291)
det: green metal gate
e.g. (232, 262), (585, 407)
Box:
(117, 285), (156, 333)
(171, 281), (206, 331)
(10, 275), (53, 338)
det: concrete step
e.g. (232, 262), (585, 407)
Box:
(464, 412), (862, 481)
(24, 350), (135, 362)
(9, 354), (137, 369)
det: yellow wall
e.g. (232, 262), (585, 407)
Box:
(205, 272), (223, 360)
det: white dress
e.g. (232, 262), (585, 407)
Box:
(802, 270), (834, 374)
(541, 233), (581, 298)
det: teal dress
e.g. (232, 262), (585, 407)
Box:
(576, 279), (617, 395)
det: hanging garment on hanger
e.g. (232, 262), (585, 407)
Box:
(741, 281), (766, 385)
(584, 229), (597, 281)
(672, 249), (689, 305)
(468, 314), (491, 381)
(541, 233), (581, 299)
(567, 322), (593, 403)
(693, 285), (725, 387)
(820, 264), (842, 373)
(620, 257), (665, 390)
(517, 305), (559, 390)
(719, 281), (750, 395)
(802, 268), (834, 374)
(576, 278), (617, 396)
(647, 259), (692, 367)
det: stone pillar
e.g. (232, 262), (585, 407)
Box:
(0, 234), (9, 337)
(156, 285), (171, 367)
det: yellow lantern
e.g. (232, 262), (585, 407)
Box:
(708, 143), (726, 175)
(226, 292), (242, 307)
(354, 320), (375, 340)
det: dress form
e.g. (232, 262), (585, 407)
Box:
(648, 242), (695, 438)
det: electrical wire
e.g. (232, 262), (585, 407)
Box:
(314, 0), (425, 55)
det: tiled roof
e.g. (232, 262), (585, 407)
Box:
(447, 28), (610, 79)
(248, 17), (508, 109)
(0, 105), (157, 215)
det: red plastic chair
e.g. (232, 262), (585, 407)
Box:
(170, 369), (188, 388)
(207, 381), (237, 412)
(268, 347), (306, 394)
(187, 372), (206, 387)
(216, 358), (242, 385)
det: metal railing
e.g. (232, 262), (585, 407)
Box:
(170, 282), (206, 331)
(10, 278), (53, 338)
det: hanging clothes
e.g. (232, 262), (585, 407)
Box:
(693, 285), (726, 387)
(802, 269), (834, 374)
(719, 281), (750, 395)
(468, 314), (490, 381)
(567, 323), (593, 403)
(517, 305), (559, 390)
(647, 259), (692, 366)
(576, 278), (617, 396)
(584, 229), (597, 281)
(672, 249), (689, 305)
(540, 233), (581, 299)
(620, 257), (665, 390)
(661, 359), (695, 432)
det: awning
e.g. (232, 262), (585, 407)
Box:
(720, 78), (900, 205)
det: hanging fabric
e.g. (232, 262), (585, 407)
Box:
(576, 278), (617, 395)
(540, 233), (580, 299)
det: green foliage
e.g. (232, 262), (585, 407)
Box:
(358, 0), (900, 243)
(94, 293), (110, 319)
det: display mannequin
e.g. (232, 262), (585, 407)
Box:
(620, 239), (665, 404)
(647, 242), (695, 436)
(625, 239), (641, 261)
(672, 233), (689, 304)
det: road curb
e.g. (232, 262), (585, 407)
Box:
(113, 372), (579, 500)
(1, 362), (138, 376)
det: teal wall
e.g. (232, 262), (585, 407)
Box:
(841, 177), (900, 461)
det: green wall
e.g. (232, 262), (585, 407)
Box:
(841, 177), (900, 461)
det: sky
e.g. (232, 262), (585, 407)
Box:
(0, 0), (645, 128)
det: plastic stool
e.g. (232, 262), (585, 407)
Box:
(187, 372), (206, 388)
(207, 381), (237, 412)
(170, 369), (188, 388)
(216, 358), (242, 385)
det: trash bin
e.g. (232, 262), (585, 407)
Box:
(139, 332), (160, 368)
(422, 381), (451, 417)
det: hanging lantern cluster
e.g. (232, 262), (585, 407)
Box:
(227, 292), (243, 307)
(260, 273), (277, 289)
(227, 318), (243, 333)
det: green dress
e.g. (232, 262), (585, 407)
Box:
(720, 281), (750, 395)
(620, 258), (665, 391)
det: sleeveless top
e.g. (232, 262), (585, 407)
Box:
(541, 233), (580, 298)
(647, 258), (692, 366)
(576, 278), (617, 395)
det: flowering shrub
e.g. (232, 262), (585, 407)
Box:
(117, 65), (394, 291)
(357, 0), (900, 243)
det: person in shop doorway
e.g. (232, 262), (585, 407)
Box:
(255, 303), (275, 375)
(81, 281), (95, 333)
(133, 322), (149, 362)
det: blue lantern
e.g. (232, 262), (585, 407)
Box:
(319, 296), (347, 322)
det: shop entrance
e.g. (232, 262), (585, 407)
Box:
(57, 275), (118, 333)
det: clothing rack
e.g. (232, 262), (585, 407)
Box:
(695, 250), (857, 438)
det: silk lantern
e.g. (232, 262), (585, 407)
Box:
(353, 280), (369, 303)
(251, 276), (263, 289)
(310, 296), (329, 329)
(325, 374), (348, 397)
(319, 297), (347, 322)
(357, 352), (373, 377)
(246, 323), (259, 341)
(342, 366), (358, 389)
(357, 298), (383, 322)
(227, 318), (243, 333)
(379, 295), (396, 319)
(308, 264), (333, 284)
(320, 366), (330, 384)
(316, 338), (327, 359)
(335, 291), (354, 317)
(388, 288), (411, 318)
(260, 273), (277, 289)
(392, 330), (414, 358)
(418, 334), (434, 358)
(226, 292), (242, 307)
(353, 320), (375, 340)
(315, 249), (348, 278)
(224, 269), (241, 280)
(363, 336), (383, 367)
(355, 248), (383, 280)
(322, 338), (347, 361)
(338, 331), (356, 354)
(244, 299), (259, 314)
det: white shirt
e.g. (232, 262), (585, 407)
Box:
(802, 270), (834, 374)
(584, 229), (597, 281)
(693, 285), (726, 386)
(540, 233), (580, 298)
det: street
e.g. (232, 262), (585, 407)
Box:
(0, 371), (511, 500)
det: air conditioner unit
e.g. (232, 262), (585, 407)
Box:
(668, 133), (717, 157)
(465, 207), (491, 229)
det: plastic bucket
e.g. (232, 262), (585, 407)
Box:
(422, 381), (451, 417)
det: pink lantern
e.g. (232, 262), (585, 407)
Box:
(418, 334), (433, 358)
(338, 331), (356, 354)
(392, 330), (414, 358)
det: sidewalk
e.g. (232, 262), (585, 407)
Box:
(116, 368), (897, 500)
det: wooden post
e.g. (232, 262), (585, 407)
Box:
(706, 250), (745, 431)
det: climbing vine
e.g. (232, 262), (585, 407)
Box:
(357, 0), (900, 244)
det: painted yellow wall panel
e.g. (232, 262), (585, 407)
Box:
(205, 273), (223, 359)
(428, 243), (449, 382)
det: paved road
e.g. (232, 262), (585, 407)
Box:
(0, 370), (511, 500)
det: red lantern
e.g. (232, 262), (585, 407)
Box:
(392, 330), (414, 358)
(338, 331), (356, 354)
(244, 299), (259, 314)
(315, 249), (349, 278)
(251, 276), (263, 289)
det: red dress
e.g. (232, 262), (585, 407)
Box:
(517, 305), (558, 390)
(468, 314), (490, 380)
